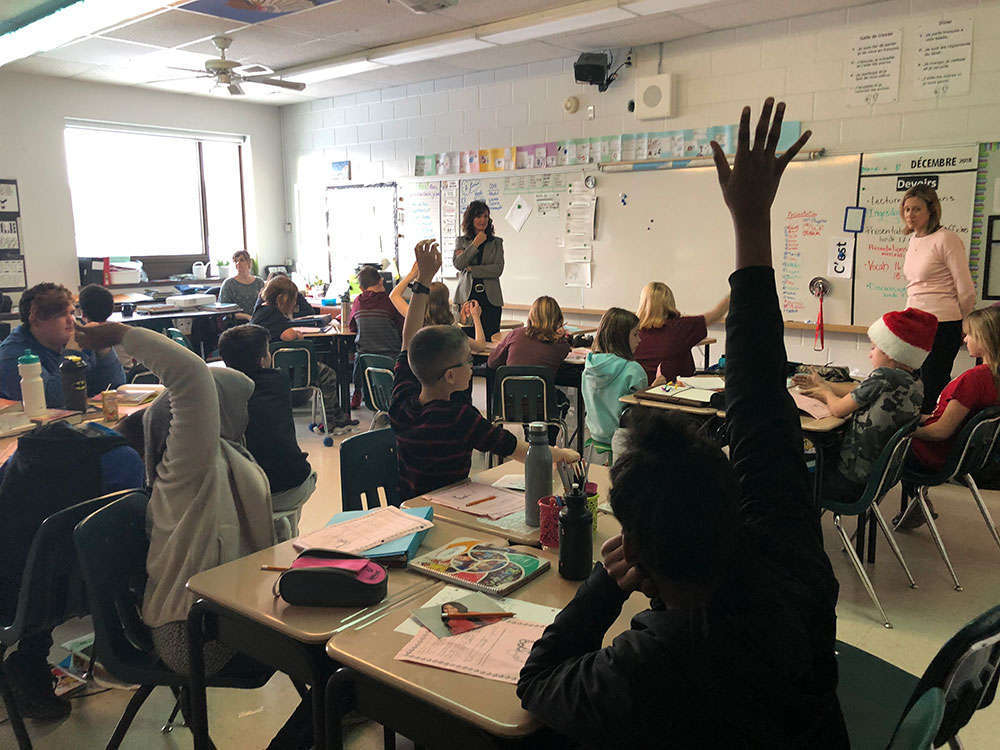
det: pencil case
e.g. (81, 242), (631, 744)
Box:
(277, 549), (388, 607)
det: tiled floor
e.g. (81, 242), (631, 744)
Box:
(4, 389), (1000, 748)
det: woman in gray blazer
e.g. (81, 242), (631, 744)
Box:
(454, 200), (504, 340)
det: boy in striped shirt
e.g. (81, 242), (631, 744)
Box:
(390, 240), (577, 501)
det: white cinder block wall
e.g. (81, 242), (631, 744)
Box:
(281, 0), (1000, 375)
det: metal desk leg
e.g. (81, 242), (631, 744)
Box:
(575, 386), (584, 456)
(703, 342), (711, 370)
(187, 600), (212, 750)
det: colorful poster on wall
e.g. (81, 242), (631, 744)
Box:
(181, 0), (340, 23)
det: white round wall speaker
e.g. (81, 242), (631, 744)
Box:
(563, 96), (579, 114)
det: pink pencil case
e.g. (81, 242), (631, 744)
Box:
(278, 549), (388, 607)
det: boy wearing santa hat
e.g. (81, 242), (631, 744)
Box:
(795, 307), (938, 503)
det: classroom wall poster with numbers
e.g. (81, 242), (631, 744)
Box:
(854, 146), (978, 326)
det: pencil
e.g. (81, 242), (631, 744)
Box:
(441, 611), (515, 620)
(465, 495), (496, 507)
(260, 565), (288, 572)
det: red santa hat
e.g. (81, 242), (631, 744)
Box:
(867, 308), (938, 369)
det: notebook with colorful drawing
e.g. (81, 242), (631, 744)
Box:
(407, 537), (550, 596)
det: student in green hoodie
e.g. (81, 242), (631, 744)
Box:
(583, 308), (660, 446)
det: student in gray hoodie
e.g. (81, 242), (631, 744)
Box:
(74, 322), (274, 675)
(582, 308), (654, 446)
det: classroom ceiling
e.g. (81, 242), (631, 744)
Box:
(1, 0), (886, 106)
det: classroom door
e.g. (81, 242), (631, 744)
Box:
(326, 184), (397, 291)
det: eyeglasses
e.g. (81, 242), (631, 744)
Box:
(438, 356), (474, 380)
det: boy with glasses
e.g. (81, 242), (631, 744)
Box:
(389, 241), (577, 501)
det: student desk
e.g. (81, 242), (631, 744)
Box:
(324, 519), (641, 750)
(289, 329), (357, 420)
(185, 516), (577, 750)
(110, 308), (236, 359)
(403, 462), (615, 548)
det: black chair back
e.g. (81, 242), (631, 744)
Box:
(339, 428), (399, 510)
(1, 489), (138, 646)
(355, 353), (395, 410)
(902, 603), (1000, 746)
(495, 365), (557, 423)
(953, 406), (1000, 478)
(73, 490), (174, 686)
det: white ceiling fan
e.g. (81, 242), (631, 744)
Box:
(147, 35), (306, 96)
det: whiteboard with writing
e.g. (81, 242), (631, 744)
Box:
(854, 146), (978, 326)
(590, 156), (860, 326)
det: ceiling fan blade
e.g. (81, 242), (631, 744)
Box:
(244, 76), (306, 91)
(228, 82), (245, 95)
(235, 63), (273, 76)
(143, 75), (212, 85)
(166, 66), (209, 74)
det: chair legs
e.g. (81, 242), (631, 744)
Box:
(961, 474), (1000, 554)
(107, 683), (156, 749)
(312, 386), (327, 433)
(870, 504), (917, 589)
(161, 687), (184, 734)
(916, 487), (963, 592)
(0, 652), (32, 750)
(833, 514), (893, 628)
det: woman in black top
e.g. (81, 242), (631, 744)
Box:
(454, 200), (504, 341)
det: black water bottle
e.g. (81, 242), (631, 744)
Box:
(559, 491), (593, 580)
(59, 355), (88, 412)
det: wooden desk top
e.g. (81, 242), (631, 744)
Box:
(109, 309), (233, 324)
(325, 514), (640, 739)
(620, 393), (846, 433)
(403, 463), (616, 548)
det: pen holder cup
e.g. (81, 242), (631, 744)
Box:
(539, 495), (560, 548)
(585, 482), (599, 534)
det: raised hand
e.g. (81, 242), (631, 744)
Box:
(73, 321), (129, 352)
(710, 98), (810, 221)
(414, 239), (441, 284)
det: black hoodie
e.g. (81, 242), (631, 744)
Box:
(244, 367), (311, 494)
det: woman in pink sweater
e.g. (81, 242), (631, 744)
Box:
(901, 184), (976, 412)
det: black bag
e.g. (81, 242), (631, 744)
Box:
(277, 549), (388, 607)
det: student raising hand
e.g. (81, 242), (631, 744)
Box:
(414, 239), (441, 283)
(710, 97), (811, 269)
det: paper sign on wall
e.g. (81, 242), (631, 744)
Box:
(564, 262), (591, 287)
(0, 180), (19, 216)
(914, 16), (973, 99)
(505, 195), (531, 233)
(828, 237), (854, 279)
(846, 29), (901, 106)
(0, 221), (18, 250)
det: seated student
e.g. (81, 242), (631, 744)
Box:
(74, 320), (274, 676)
(251, 275), (353, 432)
(517, 98), (848, 747)
(425, 282), (488, 354)
(219, 324), (316, 540)
(582, 308), (651, 448)
(252, 270), (315, 319)
(795, 307), (935, 503)
(633, 281), (729, 384)
(488, 296), (571, 444)
(77, 283), (115, 323)
(897, 305), (1000, 529)
(348, 264), (415, 407)
(0, 421), (143, 720)
(389, 240), (577, 501)
(219, 250), (265, 320)
(0, 283), (125, 407)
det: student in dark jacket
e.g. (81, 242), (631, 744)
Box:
(517, 99), (848, 749)
(219, 324), (315, 540)
(0, 421), (144, 720)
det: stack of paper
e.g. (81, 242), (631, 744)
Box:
(423, 482), (524, 520)
(293, 505), (433, 554)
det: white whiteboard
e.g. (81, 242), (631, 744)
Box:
(397, 180), (440, 275)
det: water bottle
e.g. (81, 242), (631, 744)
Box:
(559, 490), (593, 580)
(59, 355), (89, 412)
(523, 421), (552, 527)
(340, 288), (351, 331)
(17, 350), (46, 418)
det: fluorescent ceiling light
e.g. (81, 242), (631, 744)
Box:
(622, 0), (698, 14)
(286, 59), (385, 84)
(371, 36), (494, 65)
(0, 0), (163, 67)
(480, 7), (634, 45)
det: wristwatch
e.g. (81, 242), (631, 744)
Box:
(409, 281), (430, 295)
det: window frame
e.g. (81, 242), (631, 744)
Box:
(64, 121), (248, 278)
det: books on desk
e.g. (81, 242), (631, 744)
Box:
(135, 304), (181, 314)
(0, 408), (82, 438)
(305, 506), (434, 565)
(293, 505), (433, 557)
(638, 383), (718, 407)
(408, 537), (550, 596)
(790, 390), (833, 420)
